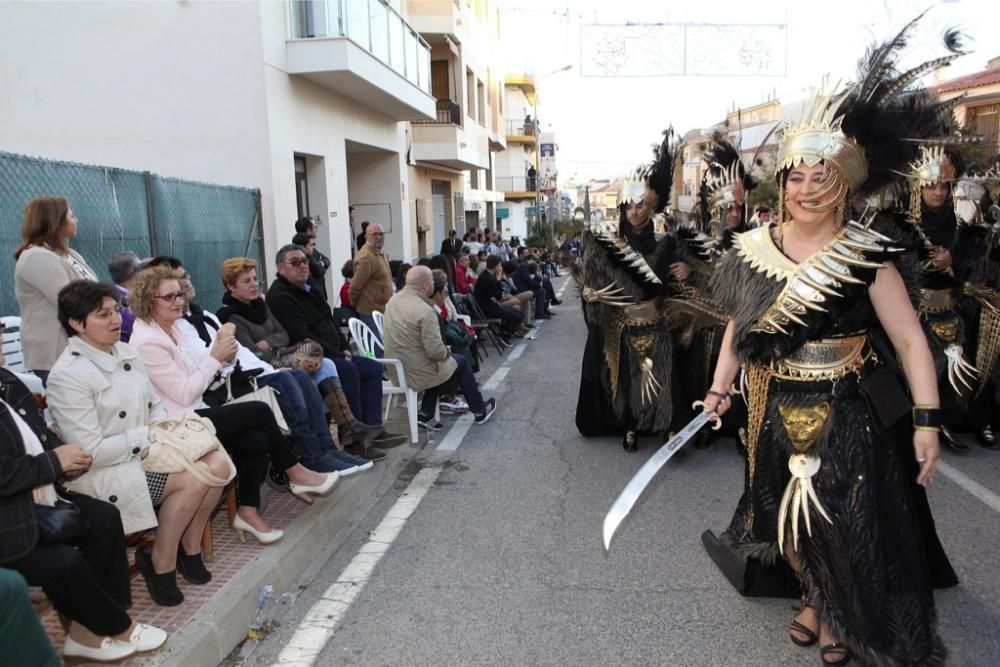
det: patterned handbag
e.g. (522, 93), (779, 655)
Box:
(142, 414), (236, 487)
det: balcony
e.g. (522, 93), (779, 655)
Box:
(405, 0), (462, 38)
(412, 99), (463, 125)
(286, 0), (435, 121)
(506, 119), (537, 144)
(411, 122), (490, 170)
(497, 175), (537, 200)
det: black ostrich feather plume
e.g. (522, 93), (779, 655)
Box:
(703, 131), (757, 194)
(834, 14), (970, 197)
(646, 128), (677, 216)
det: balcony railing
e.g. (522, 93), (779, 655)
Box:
(497, 175), (536, 193)
(288, 0), (431, 94)
(412, 99), (462, 125)
(506, 119), (537, 137)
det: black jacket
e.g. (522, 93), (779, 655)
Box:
(266, 274), (350, 360)
(440, 238), (463, 256)
(0, 368), (65, 564)
(473, 270), (504, 319)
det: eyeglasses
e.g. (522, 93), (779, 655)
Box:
(283, 257), (309, 267)
(154, 292), (187, 303)
(369, 232), (385, 237)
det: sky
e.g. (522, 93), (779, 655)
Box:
(496, 0), (1000, 184)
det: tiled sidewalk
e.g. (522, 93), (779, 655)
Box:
(38, 489), (310, 666)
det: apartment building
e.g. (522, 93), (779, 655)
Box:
(494, 75), (541, 240)
(934, 55), (1000, 157)
(0, 1), (441, 303)
(405, 0), (507, 256)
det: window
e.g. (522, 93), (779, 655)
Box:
(477, 79), (486, 125)
(466, 68), (475, 119)
(294, 156), (309, 219)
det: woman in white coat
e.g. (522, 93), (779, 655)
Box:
(46, 281), (231, 608)
(13, 197), (99, 379)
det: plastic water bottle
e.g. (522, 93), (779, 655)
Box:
(247, 584), (274, 640)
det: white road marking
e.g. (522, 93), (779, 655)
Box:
(435, 414), (473, 452)
(273, 319), (545, 664)
(481, 366), (509, 391)
(272, 467), (440, 666)
(937, 461), (1000, 513)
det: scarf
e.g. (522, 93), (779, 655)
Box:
(218, 292), (270, 326)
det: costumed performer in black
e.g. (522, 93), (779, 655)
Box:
(699, 17), (961, 665)
(900, 147), (1000, 451)
(574, 130), (691, 452)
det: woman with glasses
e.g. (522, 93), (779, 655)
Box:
(127, 266), (338, 547)
(14, 197), (99, 382)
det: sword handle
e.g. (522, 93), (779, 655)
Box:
(691, 401), (722, 430)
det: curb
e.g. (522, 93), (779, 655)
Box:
(141, 441), (418, 667)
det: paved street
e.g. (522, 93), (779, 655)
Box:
(226, 276), (1000, 667)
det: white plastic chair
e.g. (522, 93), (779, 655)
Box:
(372, 311), (385, 339)
(1, 316), (44, 394)
(348, 317), (418, 444)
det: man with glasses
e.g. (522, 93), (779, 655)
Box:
(268, 245), (405, 449)
(349, 223), (392, 356)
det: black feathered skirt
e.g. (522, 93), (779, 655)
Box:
(715, 368), (951, 666)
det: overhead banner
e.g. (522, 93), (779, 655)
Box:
(539, 133), (557, 194)
(581, 22), (786, 77)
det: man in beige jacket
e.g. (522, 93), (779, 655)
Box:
(383, 266), (496, 430)
(350, 223), (392, 354)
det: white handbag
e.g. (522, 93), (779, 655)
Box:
(142, 414), (236, 487)
(224, 373), (291, 435)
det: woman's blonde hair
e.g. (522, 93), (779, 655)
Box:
(220, 257), (258, 290)
(130, 265), (181, 321)
(15, 196), (70, 259)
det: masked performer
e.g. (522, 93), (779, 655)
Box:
(699, 19), (961, 665)
(574, 131), (690, 451)
(901, 150), (1000, 451)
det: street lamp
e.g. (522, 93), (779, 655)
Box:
(533, 64), (572, 240)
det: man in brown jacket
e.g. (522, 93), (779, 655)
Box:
(383, 266), (496, 429)
(350, 223), (393, 354)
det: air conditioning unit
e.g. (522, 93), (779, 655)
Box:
(415, 199), (433, 232)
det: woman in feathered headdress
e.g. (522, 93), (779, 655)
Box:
(574, 130), (691, 452)
(699, 16), (961, 665)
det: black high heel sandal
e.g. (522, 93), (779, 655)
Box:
(820, 642), (851, 665)
(622, 430), (638, 452)
(789, 595), (819, 647)
(979, 425), (998, 449)
(941, 425), (969, 452)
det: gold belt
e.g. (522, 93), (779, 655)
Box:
(605, 298), (665, 399)
(767, 334), (871, 382)
(919, 288), (958, 315)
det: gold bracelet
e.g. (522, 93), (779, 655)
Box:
(914, 425), (941, 432)
(912, 404), (941, 409)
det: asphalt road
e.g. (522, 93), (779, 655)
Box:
(227, 275), (1000, 667)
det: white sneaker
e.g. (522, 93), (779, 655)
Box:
(129, 623), (168, 652)
(439, 398), (469, 413)
(63, 635), (137, 662)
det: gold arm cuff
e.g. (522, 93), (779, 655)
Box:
(912, 404), (941, 409)
(914, 426), (942, 432)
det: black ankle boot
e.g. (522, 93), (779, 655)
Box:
(135, 546), (184, 606)
(177, 547), (212, 584)
(622, 430), (638, 452)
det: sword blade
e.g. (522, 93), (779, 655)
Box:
(602, 410), (715, 550)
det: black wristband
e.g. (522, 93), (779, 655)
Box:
(707, 389), (731, 401)
(912, 407), (942, 429)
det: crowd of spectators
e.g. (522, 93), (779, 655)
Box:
(2, 195), (563, 660)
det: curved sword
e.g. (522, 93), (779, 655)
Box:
(602, 404), (721, 551)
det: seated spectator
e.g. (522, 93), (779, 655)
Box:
(512, 258), (551, 319)
(474, 250), (488, 275)
(473, 256), (529, 338)
(383, 267), (496, 429)
(153, 256), (380, 468)
(13, 196), (99, 381)
(431, 269), (479, 374)
(127, 266), (339, 546)
(339, 259), (355, 309)
(502, 260), (541, 323)
(292, 232), (328, 302)
(266, 245), (406, 449)
(427, 254), (457, 295)
(0, 568), (60, 666)
(107, 251), (142, 342)
(47, 281), (227, 606)
(454, 253), (477, 295)
(0, 353), (167, 663)
(394, 262), (412, 293)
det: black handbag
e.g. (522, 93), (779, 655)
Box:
(35, 499), (90, 545)
(202, 363), (265, 408)
(858, 365), (912, 434)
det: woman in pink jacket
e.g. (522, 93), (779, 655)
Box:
(127, 267), (337, 547)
